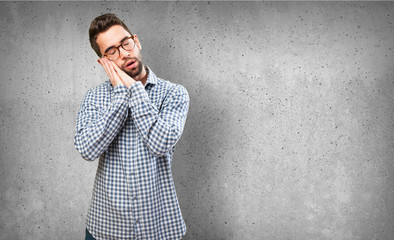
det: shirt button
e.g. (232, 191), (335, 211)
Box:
(133, 196), (137, 200)
(135, 219), (139, 223)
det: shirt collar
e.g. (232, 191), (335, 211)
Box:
(144, 66), (157, 86)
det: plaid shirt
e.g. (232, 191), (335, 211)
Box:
(74, 67), (189, 240)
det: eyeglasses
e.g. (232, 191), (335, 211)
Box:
(103, 36), (135, 61)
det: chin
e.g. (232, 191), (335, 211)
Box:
(125, 69), (140, 78)
(125, 63), (143, 78)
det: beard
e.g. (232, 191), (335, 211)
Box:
(122, 56), (144, 78)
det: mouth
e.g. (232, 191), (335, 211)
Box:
(125, 59), (136, 69)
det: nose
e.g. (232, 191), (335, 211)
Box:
(119, 47), (130, 59)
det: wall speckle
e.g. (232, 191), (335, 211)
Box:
(0, 2), (393, 240)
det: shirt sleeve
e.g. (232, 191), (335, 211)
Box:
(128, 81), (189, 157)
(74, 85), (130, 161)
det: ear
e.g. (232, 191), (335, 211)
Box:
(133, 34), (142, 50)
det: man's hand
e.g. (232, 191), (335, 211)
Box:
(98, 58), (136, 88)
(98, 58), (123, 87)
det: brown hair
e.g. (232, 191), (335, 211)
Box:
(89, 13), (132, 57)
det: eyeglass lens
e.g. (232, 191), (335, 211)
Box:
(107, 38), (135, 60)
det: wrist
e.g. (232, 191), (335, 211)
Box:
(127, 80), (137, 89)
(113, 84), (129, 95)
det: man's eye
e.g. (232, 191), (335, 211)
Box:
(107, 48), (116, 55)
(123, 42), (130, 46)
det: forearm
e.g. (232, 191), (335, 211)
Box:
(74, 86), (130, 161)
(131, 101), (183, 156)
(129, 82), (189, 156)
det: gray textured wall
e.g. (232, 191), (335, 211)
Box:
(1, 2), (394, 240)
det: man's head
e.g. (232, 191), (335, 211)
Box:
(89, 13), (144, 79)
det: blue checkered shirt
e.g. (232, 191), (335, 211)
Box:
(74, 67), (189, 240)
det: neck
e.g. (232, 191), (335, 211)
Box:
(134, 65), (148, 85)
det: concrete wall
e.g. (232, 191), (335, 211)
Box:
(1, 2), (393, 240)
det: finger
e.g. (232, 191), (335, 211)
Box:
(110, 61), (135, 83)
(108, 60), (124, 78)
(109, 63), (123, 85)
(111, 61), (130, 79)
(101, 58), (121, 87)
(100, 58), (114, 80)
(108, 61), (136, 88)
(104, 58), (123, 86)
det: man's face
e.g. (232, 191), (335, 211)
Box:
(96, 25), (143, 78)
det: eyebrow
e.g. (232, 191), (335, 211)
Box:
(104, 36), (130, 54)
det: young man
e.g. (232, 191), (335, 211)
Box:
(74, 13), (189, 240)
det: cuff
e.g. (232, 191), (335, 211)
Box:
(128, 81), (150, 107)
(113, 84), (130, 96)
